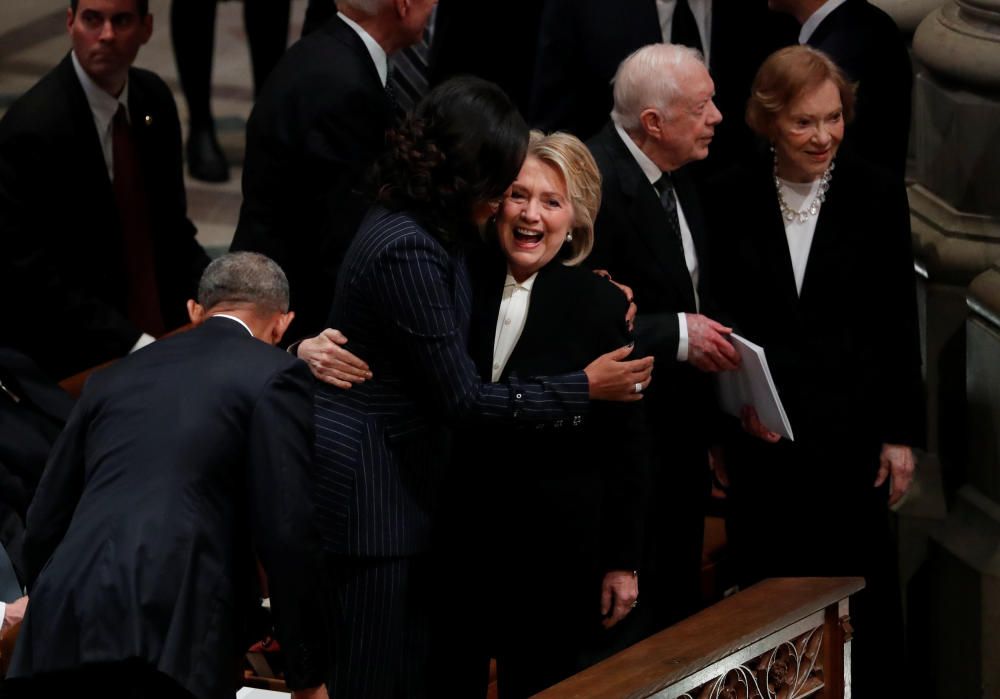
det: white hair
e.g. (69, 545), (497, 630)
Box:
(610, 43), (706, 132)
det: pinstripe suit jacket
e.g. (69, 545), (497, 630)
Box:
(313, 208), (591, 557)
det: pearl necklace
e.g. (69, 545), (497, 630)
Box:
(773, 157), (834, 224)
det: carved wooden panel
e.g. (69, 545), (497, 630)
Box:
(679, 626), (825, 699)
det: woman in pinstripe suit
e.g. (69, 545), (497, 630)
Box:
(308, 78), (654, 698)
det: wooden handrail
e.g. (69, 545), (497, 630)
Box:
(57, 323), (195, 398)
(534, 577), (864, 699)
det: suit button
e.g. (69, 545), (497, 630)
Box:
(504, 318), (512, 326)
(515, 393), (523, 399)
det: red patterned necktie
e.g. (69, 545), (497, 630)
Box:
(112, 103), (164, 337)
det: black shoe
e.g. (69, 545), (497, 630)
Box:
(186, 123), (229, 183)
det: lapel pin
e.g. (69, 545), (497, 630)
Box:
(143, 114), (153, 126)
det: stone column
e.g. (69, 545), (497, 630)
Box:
(907, 3), (1000, 696)
(872, 0), (947, 34)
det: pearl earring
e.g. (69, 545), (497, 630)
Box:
(566, 232), (573, 242)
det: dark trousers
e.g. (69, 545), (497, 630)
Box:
(638, 439), (711, 634)
(726, 435), (904, 697)
(323, 554), (430, 699)
(2, 660), (195, 699)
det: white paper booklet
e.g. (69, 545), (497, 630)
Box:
(717, 333), (794, 441)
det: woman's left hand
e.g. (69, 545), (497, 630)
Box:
(297, 328), (372, 389)
(875, 443), (915, 506)
(601, 570), (639, 629)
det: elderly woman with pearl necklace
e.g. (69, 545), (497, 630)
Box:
(706, 45), (923, 696)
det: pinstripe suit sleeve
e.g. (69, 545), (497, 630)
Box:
(369, 230), (589, 420)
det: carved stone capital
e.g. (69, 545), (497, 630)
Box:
(871, 0), (947, 34)
(909, 184), (1000, 284)
(913, 1), (1000, 92)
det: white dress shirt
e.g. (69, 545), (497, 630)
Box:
(71, 50), (129, 181)
(798, 0), (847, 44)
(777, 177), (823, 295)
(212, 314), (255, 337)
(614, 123), (700, 360)
(655, 0), (713, 64)
(338, 11), (389, 87)
(492, 272), (537, 382)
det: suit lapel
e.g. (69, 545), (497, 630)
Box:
(604, 126), (697, 310)
(329, 16), (393, 115)
(748, 160), (801, 313)
(798, 170), (848, 307)
(59, 55), (115, 193)
(471, 260), (506, 381)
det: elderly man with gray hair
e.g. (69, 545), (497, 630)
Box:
(6, 253), (328, 699)
(586, 43), (738, 636)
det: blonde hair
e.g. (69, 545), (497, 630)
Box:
(746, 45), (856, 140)
(525, 130), (602, 266)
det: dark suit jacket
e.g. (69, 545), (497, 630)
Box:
(804, 0), (912, 179)
(464, 260), (647, 574)
(530, 0), (788, 173)
(0, 54), (209, 380)
(233, 15), (395, 340)
(312, 208), (591, 558)
(428, 0), (546, 115)
(707, 151), (923, 457)
(9, 318), (325, 698)
(0, 348), (74, 588)
(587, 123), (718, 452)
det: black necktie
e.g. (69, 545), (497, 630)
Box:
(671, 0), (704, 55)
(654, 173), (688, 264)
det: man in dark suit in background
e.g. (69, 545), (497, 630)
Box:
(0, 0), (210, 382)
(232, 0), (436, 343)
(587, 44), (740, 634)
(6, 253), (327, 699)
(428, 0), (544, 116)
(531, 0), (789, 174)
(769, 0), (912, 177)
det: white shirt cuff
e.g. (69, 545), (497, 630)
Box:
(676, 313), (688, 361)
(130, 333), (156, 353)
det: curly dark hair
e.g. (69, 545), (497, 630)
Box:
(370, 76), (528, 247)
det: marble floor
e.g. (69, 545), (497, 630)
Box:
(0, 0), (310, 255)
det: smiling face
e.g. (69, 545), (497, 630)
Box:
(773, 79), (844, 183)
(497, 155), (574, 283)
(67, 0), (151, 96)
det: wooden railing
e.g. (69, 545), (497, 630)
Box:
(534, 577), (863, 699)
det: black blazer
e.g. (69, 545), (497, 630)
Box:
(233, 15), (395, 340)
(428, 0), (546, 115)
(0, 54), (209, 380)
(586, 123), (717, 446)
(312, 209), (591, 559)
(530, 0), (787, 170)
(0, 348), (74, 588)
(804, 0), (912, 179)
(462, 260), (648, 574)
(707, 152), (923, 453)
(9, 318), (325, 697)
